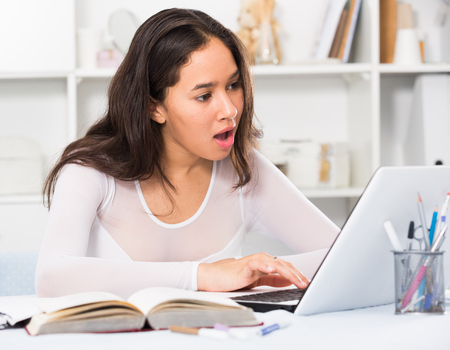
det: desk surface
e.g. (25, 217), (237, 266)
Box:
(1, 294), (450, 350)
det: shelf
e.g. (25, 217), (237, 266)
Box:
(0, 71), (70, 80)
(298, 187), (364, 199)
(379, 63), (450, 74)
(252, 63), (372, 76)
(0, 195), (43, 205)
(76, 68), (118, 78)
(67, 64), (375, 80)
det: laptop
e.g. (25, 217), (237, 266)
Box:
(229, 166), (450, 315)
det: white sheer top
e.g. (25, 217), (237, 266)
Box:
(35, 150), (339, 298)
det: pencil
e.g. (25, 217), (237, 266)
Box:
(417, 193), (430, 250)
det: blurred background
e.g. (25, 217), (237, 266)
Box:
(1, 0), (450, 256)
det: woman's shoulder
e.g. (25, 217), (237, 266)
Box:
(57, 163), (111, 193)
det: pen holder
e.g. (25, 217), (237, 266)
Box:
(393, 250), (445, 314)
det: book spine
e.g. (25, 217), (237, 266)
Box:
(342, 0), (362, 63)
(315, 0), (348, 60)
(329, 8), (350, 58)
(380, 0), (397, 63)
(337, 0), (355, 59)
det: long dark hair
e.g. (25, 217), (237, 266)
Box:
(44, 8), (261, 208)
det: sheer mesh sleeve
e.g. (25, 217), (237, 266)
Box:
(243, 151), (340, 278)
(35, 164), (199, 298)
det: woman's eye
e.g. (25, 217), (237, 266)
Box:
(196, 93), (211, 102)
(228, 81), (241, 90)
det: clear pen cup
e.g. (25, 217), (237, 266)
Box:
(393, 250), (445, 314)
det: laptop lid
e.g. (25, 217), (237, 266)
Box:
(295, 166), (450, 315)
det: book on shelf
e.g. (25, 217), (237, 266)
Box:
(379, 0), (397, 63)
(315, 0), (361, 63)
(23, 287), (259, 336)
(315, 0), (348, 60)
(340, 0), (362, 63)
(329, 1), (350, 58)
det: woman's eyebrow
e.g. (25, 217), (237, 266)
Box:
(191, 69), (240, 91)
(229, 69), (240, 80)
(192, 81), (217, 91)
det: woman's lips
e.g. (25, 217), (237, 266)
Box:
(214, 128), (235, 149)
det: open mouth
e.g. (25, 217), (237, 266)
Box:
(214, 130), (234, 149)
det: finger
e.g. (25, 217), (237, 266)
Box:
(272, 259), (309, 285)
(255, 274), (294, 288)
(279, 260), (310, 286)
(268, 259), (308, 289)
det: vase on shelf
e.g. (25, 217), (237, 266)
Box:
(255, 23), (278, 65)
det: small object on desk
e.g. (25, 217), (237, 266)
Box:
(214, 323), (251, 340)
(256, 320), (292, 336)
(417, 193), (431, 250)
(169, 325), (229, 341)
(407, 221), (415, 250)
(397, 232), (447, 312)
(431, 225), (447, 251)
(436, 192), (450, 231)
(383, 221), (403, 251)
(429, 205), (439, 246)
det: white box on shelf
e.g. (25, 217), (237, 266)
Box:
(424, 27), (450, 63)
(404, 74), (450, 166)
(0, 136), (43, 195)
(263, 140), (350, 189)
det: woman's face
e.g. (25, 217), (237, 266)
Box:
(153, 38), (244, 162)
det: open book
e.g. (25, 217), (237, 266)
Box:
(25, 287), (259, 336)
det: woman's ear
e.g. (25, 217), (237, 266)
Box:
(149, 101), (166, 124)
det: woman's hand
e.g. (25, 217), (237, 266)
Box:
(197, 253), (309, 292)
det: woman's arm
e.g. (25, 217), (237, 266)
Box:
(196, 151), (339, 292)
(239, 151), (340, 281)
(35, 164), (198, 298)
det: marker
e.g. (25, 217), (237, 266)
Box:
(256, 320), (292, 336)
(417, 193), (431, 250)
(169, 325), (229, 341)
(436, 193), (450, 232)
(383, 221), (403, 251)
(429, 206), (439, 246)
(407, 221), (415, 250)
(213, 323), (250, 340)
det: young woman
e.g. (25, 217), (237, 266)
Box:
(35, 8), (339, 298)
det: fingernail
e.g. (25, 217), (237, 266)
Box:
(267, 265), (275, 272)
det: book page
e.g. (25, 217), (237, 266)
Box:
(0, 297), (43, 326)
(127, 287), (245, 315)
(37, 292), (124, 314)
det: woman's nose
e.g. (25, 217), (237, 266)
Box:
(217, 92), (237, 120)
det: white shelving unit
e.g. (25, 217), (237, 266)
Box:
(1, 0), (448, 250)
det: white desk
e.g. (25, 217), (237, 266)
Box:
(1, 294), (450, 350)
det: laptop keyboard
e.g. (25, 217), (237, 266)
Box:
(230, 288), (305, 303)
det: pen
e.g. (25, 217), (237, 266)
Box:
(383, 221), (403, 251)
(213, 323), (250, 340)
(407, 221), (415, 250)
(256, 320), (292, 336)
(429, 206), (438, 246)
(436, 193), (450, 231)
(430, 225), (447, 252)
(417, 193), (431, 250)
(169, 325), (229, 341)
